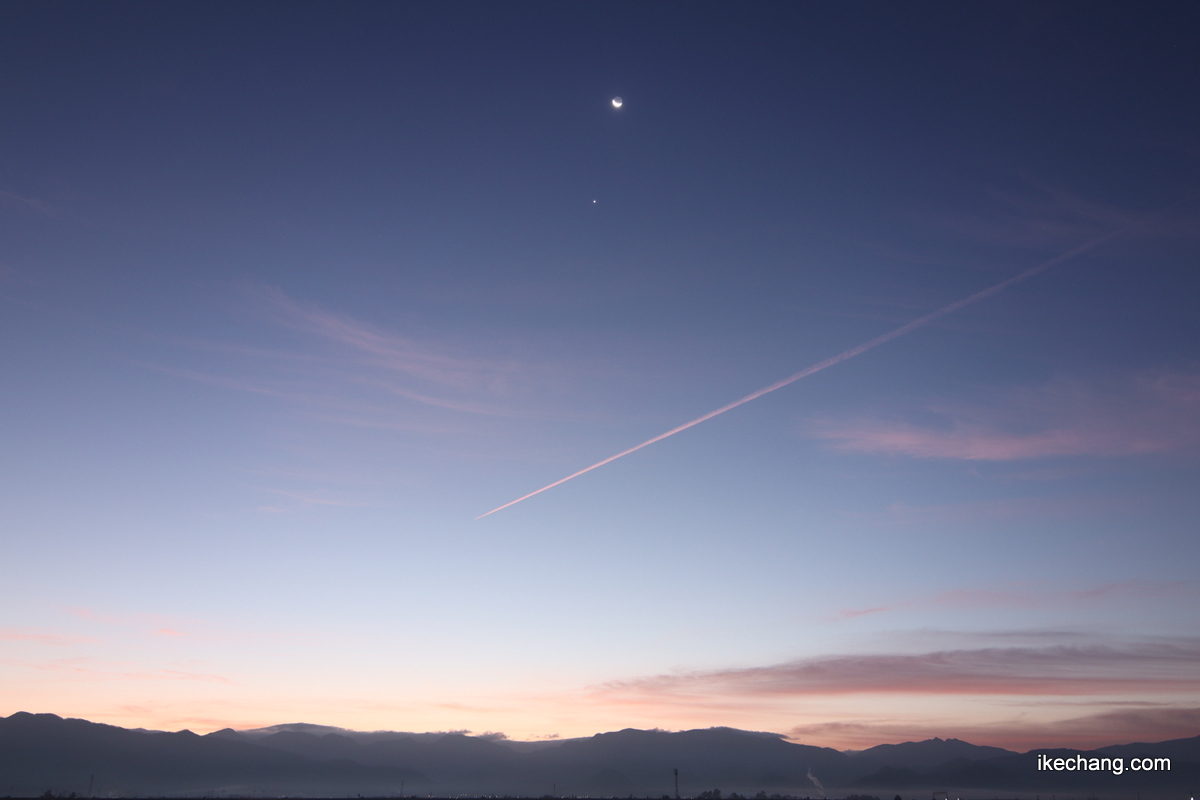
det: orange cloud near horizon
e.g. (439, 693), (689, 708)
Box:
(5, 637), (1199, 753)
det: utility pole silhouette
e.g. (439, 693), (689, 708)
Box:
(674, 768), (679, 800)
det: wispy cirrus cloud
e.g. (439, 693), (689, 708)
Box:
(151, 285), (564, 433)
(915, 179), (1199, 252)
(134, 361), (483, 436)
(135, 286), (584, 505)
(9, 657), (232, 684)
(0, 188), (56, 217)
(599, 639), (1200, 699)
(829, 580), (1198, 622)
(65, 607), (226, 642)
(252, 486), (365, 509)
(847, 492), (1145, 531)
(808, 369), (1200, 461)
(0, 627), (99, 646)
(255, 286), (517, 393)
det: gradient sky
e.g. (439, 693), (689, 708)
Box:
(2, 2), (1199, 752)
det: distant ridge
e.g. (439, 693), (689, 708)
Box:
(849, 737), (1016, 770)
(2, 712), (1197, 799)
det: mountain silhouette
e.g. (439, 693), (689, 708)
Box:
(0, 711), (424, 797)
(849, 740), (1200, 797)
(3, 712), (1197, 798)
(849, 737), (1015, 770)
(1097, 734), (1200, 763)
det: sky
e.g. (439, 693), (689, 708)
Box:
(1, 2), (1199, 752)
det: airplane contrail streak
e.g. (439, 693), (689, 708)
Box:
(476, 226), (1130, 519)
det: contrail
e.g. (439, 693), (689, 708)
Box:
(476, 226), (1131, 519)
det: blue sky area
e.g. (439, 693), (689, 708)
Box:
(1, 2), (1198, 750)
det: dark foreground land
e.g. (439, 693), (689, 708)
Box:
(3, 713), (1196, 800)
(4, 797), (1180, 800)
(1, 796), (1185, 800)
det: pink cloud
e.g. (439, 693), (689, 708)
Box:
(829, 580), (1197, 622)
(830, 585), (1036, 623)
(255, 286), (517, 393)
(601, 639), (1200, 699)
(809, 369), (1200, 460)
(0, 627), (98, 646)
(64, 607), (221, 642)
(10, 657), (232, 684)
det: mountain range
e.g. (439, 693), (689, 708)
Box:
(2, 712), (1197, 799)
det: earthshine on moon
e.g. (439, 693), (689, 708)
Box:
(611, 97), (623, 108)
